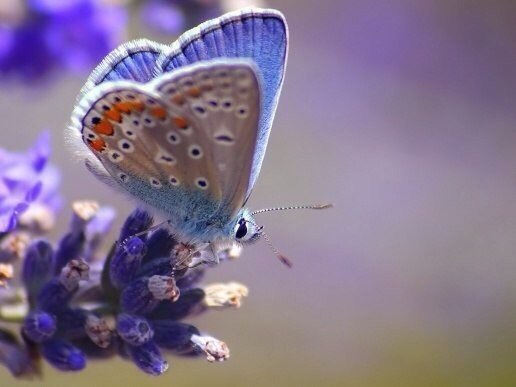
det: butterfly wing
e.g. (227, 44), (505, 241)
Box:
(156, 8), (288, 199)
(69, 59), (261, 240)
(78, 39), (167, 99)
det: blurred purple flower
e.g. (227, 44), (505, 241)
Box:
(140, 0), (221, 36)
(141, 0), (185, 35)
(0, 132), (61, 235)
(0, 0), (127, 83)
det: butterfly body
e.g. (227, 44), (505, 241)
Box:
(68, 8), (287, 247)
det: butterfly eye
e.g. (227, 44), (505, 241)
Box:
(234, 219), (248, 240)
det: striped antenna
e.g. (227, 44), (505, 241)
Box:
(251, 203), (332, 216)
(245, 219), (293, 268)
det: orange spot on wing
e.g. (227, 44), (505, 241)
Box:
(173, 116), (188, 129)
(171, 94), (185, 106)
(104, 108), (122, 122)
(186, 87), (201, 98)
(151, 107), (167, 120)
(129, 100), (144, 112)
(93, 120), (114, 136)
(87, 138), (106, 152)
(114, 101), (133, 114)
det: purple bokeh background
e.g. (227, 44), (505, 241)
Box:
(0, 0), (515, 385)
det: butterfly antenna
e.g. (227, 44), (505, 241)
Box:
(251, 203), (333, 216)
(261, 231), (293, 268)
(246, 219), (293, 269)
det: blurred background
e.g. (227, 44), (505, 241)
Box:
(1, 0), (516, 385)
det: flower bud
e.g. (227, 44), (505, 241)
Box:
(85, 314), (112, 349)
(152, 321), (199, 351)
(203, 282), (248, 309)
(116, 313), (154, 346)
(190, 334), (230, 363)
(148, 275), (180, 302)
(42, 339), (86, 371)
(127, 341), (168, 376)
(59, 259), (89, 291)
(22, 239), (53, 298)
(23, 311), (56, 343)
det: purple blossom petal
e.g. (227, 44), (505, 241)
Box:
(25, 182), (42, 202)
(0, 132), (61, 233)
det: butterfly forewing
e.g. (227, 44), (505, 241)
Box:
(76, 59), (260, 227)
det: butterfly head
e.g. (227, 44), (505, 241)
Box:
(231, 209), (262, 244)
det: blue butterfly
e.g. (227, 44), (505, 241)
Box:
(69, 8), (327, 266)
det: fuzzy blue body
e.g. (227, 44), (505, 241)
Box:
(114, 174), (250, 242)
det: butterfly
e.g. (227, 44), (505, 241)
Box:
(68, 8), (328, 266)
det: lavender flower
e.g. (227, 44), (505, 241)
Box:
(0, 201), (246, 377)
(0, 131), (61, 236)
(0, 0), (127, 83)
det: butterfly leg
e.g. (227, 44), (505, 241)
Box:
(172, 241), (220, 271)
(118, 220), (169, 246)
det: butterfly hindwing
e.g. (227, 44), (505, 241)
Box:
(70, 59), (261, 239)
(153, 59), (261, 217)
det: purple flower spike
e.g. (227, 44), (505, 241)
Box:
(1, 187), (241, 377)
(127, 341), (168, 376)
(22, 311), (56, 343)
(41, 339), (86, 371)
